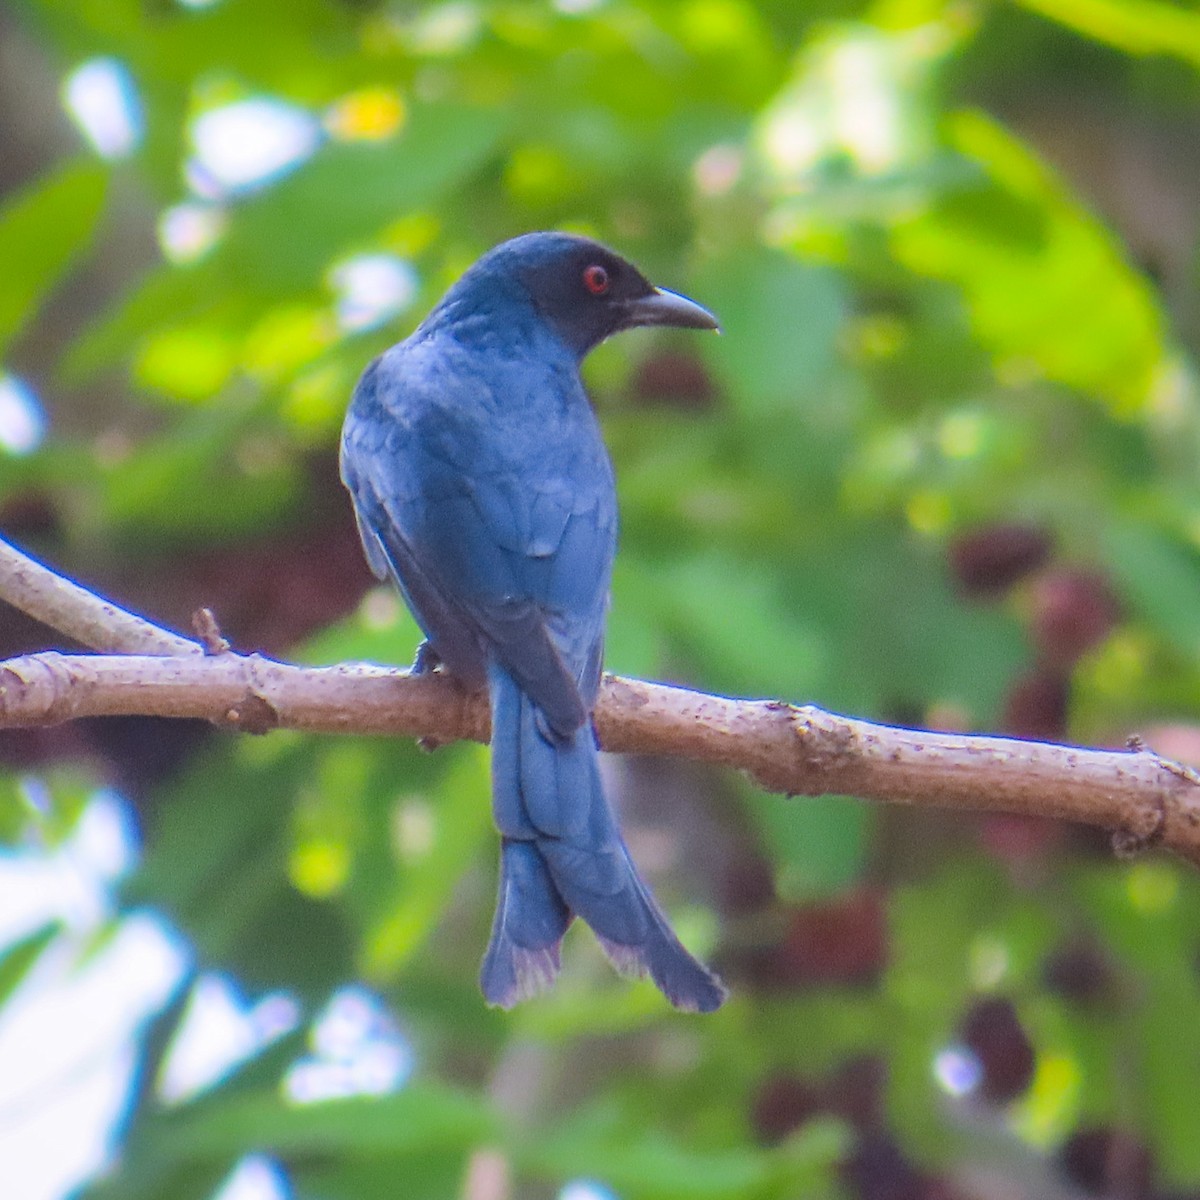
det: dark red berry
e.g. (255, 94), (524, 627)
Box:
(718, 852), (777, 916)
(949, 523), (1052, 597)
(776, 888), (888, 988)
(825, 1055), (887, 1132)
(1042, 938), (1116, 1007)
(0, 490), (60, 540)
(979, 814), (1063, 866)
(842, 1134), (927, 1200)
(960, 997), (1036, 1104)
(1001, 670), (1070, 740)
(750, 1072), (822, 1145)
(1030, 569), (1120, 670)
(1060, 1127), (1153, 1199)
(630, 351), (717, 410)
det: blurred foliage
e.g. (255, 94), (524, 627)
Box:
(3, 0), (1200, 1198)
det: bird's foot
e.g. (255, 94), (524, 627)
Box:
(413, 641), (446, 752)
(411, 640), (442, 676)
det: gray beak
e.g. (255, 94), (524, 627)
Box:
(622, 287), (721, 332)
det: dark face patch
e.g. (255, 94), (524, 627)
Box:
(517, 240), (659, 354)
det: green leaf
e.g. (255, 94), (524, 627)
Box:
(0, 160), (107, 358)
(220, 103), (510, 287)
(97, 389), (301, 537)
(1073, 863), (1200, 1182)
(694, 247), (847, 415)
(125, 736), (354, 997)
(66, 102), (509, 379)
(0, 922), (60, 1007)
(524, 1104), (773, 1200)
(892, 110), (1169, 416)
(746, 791), (869, 900)
(297, 1153), (466, 1200)
(1105, 519), (1200, 661)
(648, 552), (835, 700)
(157, 1083), (496, 1160)
(360, 743), (494, 980)
(1015, 0), (1200, 67)
(886, 862), (1003, 1158)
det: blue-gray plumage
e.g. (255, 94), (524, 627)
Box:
(340, 232), (726, 1012)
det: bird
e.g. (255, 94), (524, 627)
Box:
(340, 232), (727, 1012)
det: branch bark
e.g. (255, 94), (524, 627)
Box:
(0, 537), (199, 656)
(2, 536), (1199, 865)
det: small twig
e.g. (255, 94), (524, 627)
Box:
(191, 607), (231, 656)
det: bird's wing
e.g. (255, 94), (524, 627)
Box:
(341, 352), (615, 734)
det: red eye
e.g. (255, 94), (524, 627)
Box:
(583, 264), (610, 295)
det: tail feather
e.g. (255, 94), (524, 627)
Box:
(543, 840), (727, 1013)
(484, 666), (727, 1013)
(480, 839), (571, 1008)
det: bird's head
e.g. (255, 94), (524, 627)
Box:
(453, 232), (719, 357)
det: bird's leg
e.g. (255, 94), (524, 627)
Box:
(411, 639), (442, 676)
(412, 640), (447, 753)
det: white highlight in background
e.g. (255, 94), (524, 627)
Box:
(187, 98), (321, 198)
(0, 375), (45, 456)
(0, 915), (188, 1200)
(285, 986), (411, 1103)
(63, 58), (143, 159)
(0, 792), (187, 1200)
(329, 255), (419, 332)
(933, 1045), (983, 1097)
(560, 1181), (620, 1200)
(158, 975), (299, 1103)
(212, 1155), (292, 1200)
(825, 37), (901, 173)
(157, 203), (227, 264)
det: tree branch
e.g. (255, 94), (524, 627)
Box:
(0, 537), (199, 656)
(2, 535), (1199, 866)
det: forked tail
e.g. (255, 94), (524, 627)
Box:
(481, 666), (726, 1012)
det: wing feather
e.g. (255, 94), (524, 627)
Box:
(341, 348), (615, 735)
